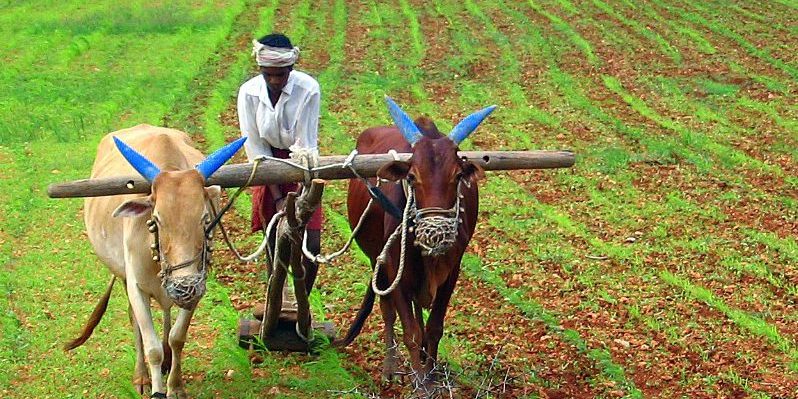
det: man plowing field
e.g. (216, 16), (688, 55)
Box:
(49, 100), (572, 397)
(238, 32), (322, 295)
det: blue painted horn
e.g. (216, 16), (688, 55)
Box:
(448, 105), (497, 145)
(195, 136), (247, 180)
(113, 136), (161, 182)
(385, 96), (423, 145)
(114, 136), (247, 183)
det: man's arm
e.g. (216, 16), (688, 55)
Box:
(237, 86), (273, 161)
(238, 84), (284, 208)
(293, 89), (320, 151)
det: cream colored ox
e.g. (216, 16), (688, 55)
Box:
(65, 124), (245, 399)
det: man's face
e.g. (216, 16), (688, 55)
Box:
(260, 66), (291, 93)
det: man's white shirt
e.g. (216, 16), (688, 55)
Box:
(237, 70), (320, 161)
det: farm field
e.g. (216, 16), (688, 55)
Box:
(1, 0), (796, 398)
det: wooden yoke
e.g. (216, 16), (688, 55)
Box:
(47, 151), (575, 198)
(260, 179), (325, 348)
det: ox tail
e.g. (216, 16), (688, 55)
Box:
(333, 283), (375, 347)
(64, 276), (116, 351)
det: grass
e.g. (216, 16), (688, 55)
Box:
(0, 1), (241, 145)
(591, 0), (682, 64)
(527, 0), (600, 65)
(0, 1), (366, 398)
(653, 0), (798, 80)
(602, 75), (782, 175)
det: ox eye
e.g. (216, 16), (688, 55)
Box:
(406, 173), (416, 183)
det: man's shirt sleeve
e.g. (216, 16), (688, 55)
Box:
(238, 84), (273, 161)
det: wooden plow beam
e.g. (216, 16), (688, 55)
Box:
(47, 150), (575, 198)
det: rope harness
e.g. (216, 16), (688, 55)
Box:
(370, 177), (467, 296)
(146, 209), (213, 310)
(216, 150), (397, 266)
(411, 179), (467, 257)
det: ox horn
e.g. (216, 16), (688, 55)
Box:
(195, 136), (247, 180)
(113, 136), (161, 182)
(448, 105), (497, 145)
(385, 96), (423, 145)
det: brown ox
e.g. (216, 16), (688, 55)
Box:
(65, 125), (245, 399)
(337, 98), (495, 394)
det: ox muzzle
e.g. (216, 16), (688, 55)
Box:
(147, 218), (210, 310)
(410, 179), (467, 257)
(163, 271), (207, 310)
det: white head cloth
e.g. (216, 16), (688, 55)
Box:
(252, 39), (300, 67)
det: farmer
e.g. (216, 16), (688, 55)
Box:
(237, 33), (322, 293)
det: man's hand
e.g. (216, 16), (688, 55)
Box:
(274, 196), (286, 211)
(268, 184), (285, 211)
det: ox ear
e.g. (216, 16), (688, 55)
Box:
(461, 160), (485, 181)
(112, 198), (153, 218)
(195, 137), (247, 180)
(385, 96), (423, 146)
(377, 161), (411, 182)
(204, 185), (221, 202)
(448, 105), (497, 145)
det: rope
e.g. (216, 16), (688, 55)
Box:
(206, 158), (262, 234)
(299, 149), (369, 264)
(302, 187), (375, 264)
(371, 184), (414, 296)
(212, 159), (277, 263)
(303, 149), (406, 264)
(214, 153), (346, 265)
(369, 177), (467, 295)
(411, 180), (463, 256)
(295, 320), (312, 343)
(214, 149), (407, 267)
(260, 210), (285, 275)
(252, 153), (346, 175)
(258, 210), (286, 340)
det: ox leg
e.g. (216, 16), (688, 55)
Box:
(129, 305), (150, 395)
(379, 295), (401, 382)
(166, 307), (194, 399)
(424, 264), (460, 377)
(413, 300), (427, 365)
(162, 308), (172, 376)
(127, 280), (166, 396)
(392, 291), (430, 395)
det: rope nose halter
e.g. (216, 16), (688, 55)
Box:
(371, 176), (469, 296)
(145, 209), (213, 309)
(411, 178), (467, 257)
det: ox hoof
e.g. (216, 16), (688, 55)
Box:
(167, 382), (188, 399)
(381, 358), (402, 383)
(167, 391), (188, 399)
(421, 380), (440, 398)
(133, 377), (151, 395)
